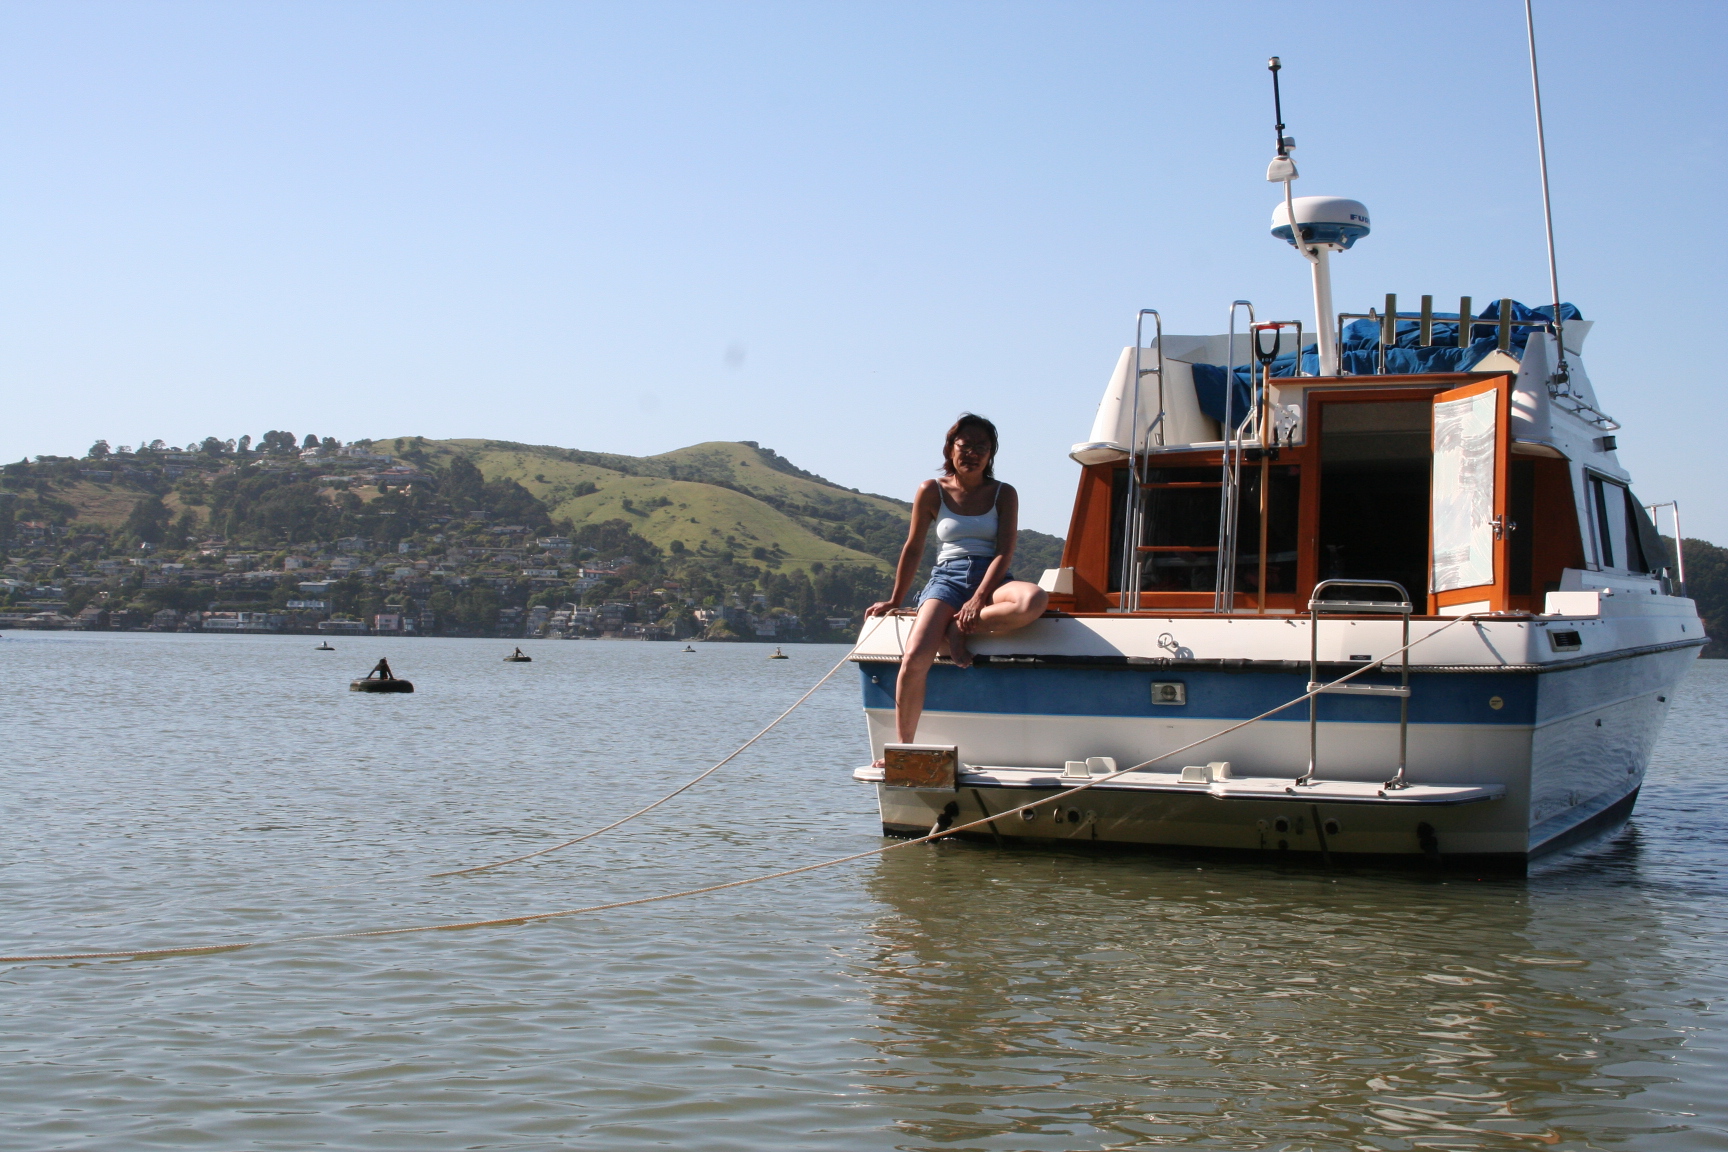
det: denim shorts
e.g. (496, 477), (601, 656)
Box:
(916, 556), (1013, 611)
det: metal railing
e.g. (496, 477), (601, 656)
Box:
(1115, 309), (1164, 613)
(1644, 501), (1687, 597)
(1334, 294), (1519, 374)
(1212, 301), (1255, 613)
(1298, 579), (1414, 790)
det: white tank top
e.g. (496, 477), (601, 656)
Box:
(934, 483), (1001, 563)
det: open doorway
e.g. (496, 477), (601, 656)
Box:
(1316, 398), (1432, 603)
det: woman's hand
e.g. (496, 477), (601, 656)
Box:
(955, 594), (987, 632)
(865, 600), (897, 617)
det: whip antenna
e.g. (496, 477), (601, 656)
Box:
(1524, 0), (1568, 382)
(1270, 56), (1288, 157)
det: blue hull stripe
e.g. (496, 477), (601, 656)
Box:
(859, 663), (1536, 725)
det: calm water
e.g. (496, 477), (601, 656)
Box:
(3, 632), (1725, 1151)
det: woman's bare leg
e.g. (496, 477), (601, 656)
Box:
(892, 599), (955, 748)
(970, 580), (1050, 634)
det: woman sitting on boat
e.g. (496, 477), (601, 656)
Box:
(865, 414), (1048, 750)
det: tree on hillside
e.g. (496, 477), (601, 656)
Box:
(442, 456), (486, 511)
(1673, 537), (1726, 658)
(260, 431), (296, 454)
(88, 440), (110, 460)
(482, 477), (552, 528)
(571, 518), (659, 559)
(302, 434), (320, 450)
(122, 495), (171, 545)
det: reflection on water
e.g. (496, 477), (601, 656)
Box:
(853, 661), (1728, 1150)
(1, 635), (1724, 1150)
(858, 848), (1708, 1149)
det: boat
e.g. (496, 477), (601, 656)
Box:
(769, 647), (789, 660)
(314, 642), (335, 651)
(351, 658), (413, 693)
(683, 645), (697, 653)
(850, 62), (1704, 870)
(504, 647), (532, 662)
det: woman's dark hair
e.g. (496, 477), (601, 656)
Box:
(942, 413), (998, 480)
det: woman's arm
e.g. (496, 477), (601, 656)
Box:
(865, 481), (939, 617)
(954, 484), (1019, 632)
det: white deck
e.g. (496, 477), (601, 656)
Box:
(852, 764), (1505, 806)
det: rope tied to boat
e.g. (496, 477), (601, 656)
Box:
(0, 614), (1483, 967)
(432, 642), (865, 877)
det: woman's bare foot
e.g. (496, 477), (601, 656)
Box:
(872, 758), (885, 769)
(947, 620), (974, 669)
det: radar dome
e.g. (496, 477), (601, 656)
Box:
(1271, 196), (1370, 250)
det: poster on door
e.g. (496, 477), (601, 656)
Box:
(1431, 390), (1497, 593)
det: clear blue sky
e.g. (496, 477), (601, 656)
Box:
(3, 1), (1723, 540)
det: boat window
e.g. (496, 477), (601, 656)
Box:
(1317, 400), (1432, 602)
(1625, 491), (1667, 576)
(1229, 465), (1301, 596)
(1134, 466), (1221, 592)
(1110, 465), (1300, 596)
(1588, 475), (1633, 571)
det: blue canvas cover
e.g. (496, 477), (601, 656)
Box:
(1189, 301), (1580, 426)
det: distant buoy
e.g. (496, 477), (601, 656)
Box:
(315, 642), (335, 651)
(682, 645), (696, 653)
(504, 647), (532, 663)
(769, 647), (789, 660)
(351, 657), (413, 693)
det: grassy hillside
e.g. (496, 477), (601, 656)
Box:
(395, 438), (899, 572)
(20, 435), (1063, 580)
(387, 436), (1064, 575)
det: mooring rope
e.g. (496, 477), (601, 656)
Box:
(1, 614), (1480, 966)
(430, 637), (871, 877)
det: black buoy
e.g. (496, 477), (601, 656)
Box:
(351, 657), (414, 693)
(504, 647), (532, 662)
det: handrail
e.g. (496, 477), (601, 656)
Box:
(1214, 301), (1254, 612)
(1300, 579), (1414, 790)
(1333, 296), (1522, 375)
(1644, 501), (1687, 596)
(1116, 309), (1164, 613)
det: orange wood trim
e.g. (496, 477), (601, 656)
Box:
(1531, 456), (1584, 599)
(1061, 463), (1117, 612)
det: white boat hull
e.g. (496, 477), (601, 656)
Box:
(852, 607), (1701, 867)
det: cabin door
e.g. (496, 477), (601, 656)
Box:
(1429, 375), (1513, 614)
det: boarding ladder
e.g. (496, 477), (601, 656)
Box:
(1297, 579), (1413, 790)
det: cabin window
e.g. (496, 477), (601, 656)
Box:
(1587, 474), (1644, 571)
(1131, 466), (1220, 592)
(1317, 400), (1431, 602)
(1588, 477), (1665, 575)
(1626, 492), (1667, 576)
(1107, 464), (1299, 595)
(1231, 465), (1301, 596)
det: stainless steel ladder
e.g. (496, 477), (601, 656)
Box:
(1297, 579), (1413, 790)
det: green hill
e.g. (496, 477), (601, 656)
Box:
(380, 436), (1065, 576)
(8, 434), (1068, 582)
(405, 438), (900, 571)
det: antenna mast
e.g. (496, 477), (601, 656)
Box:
(1524, 0), (1568, 381)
